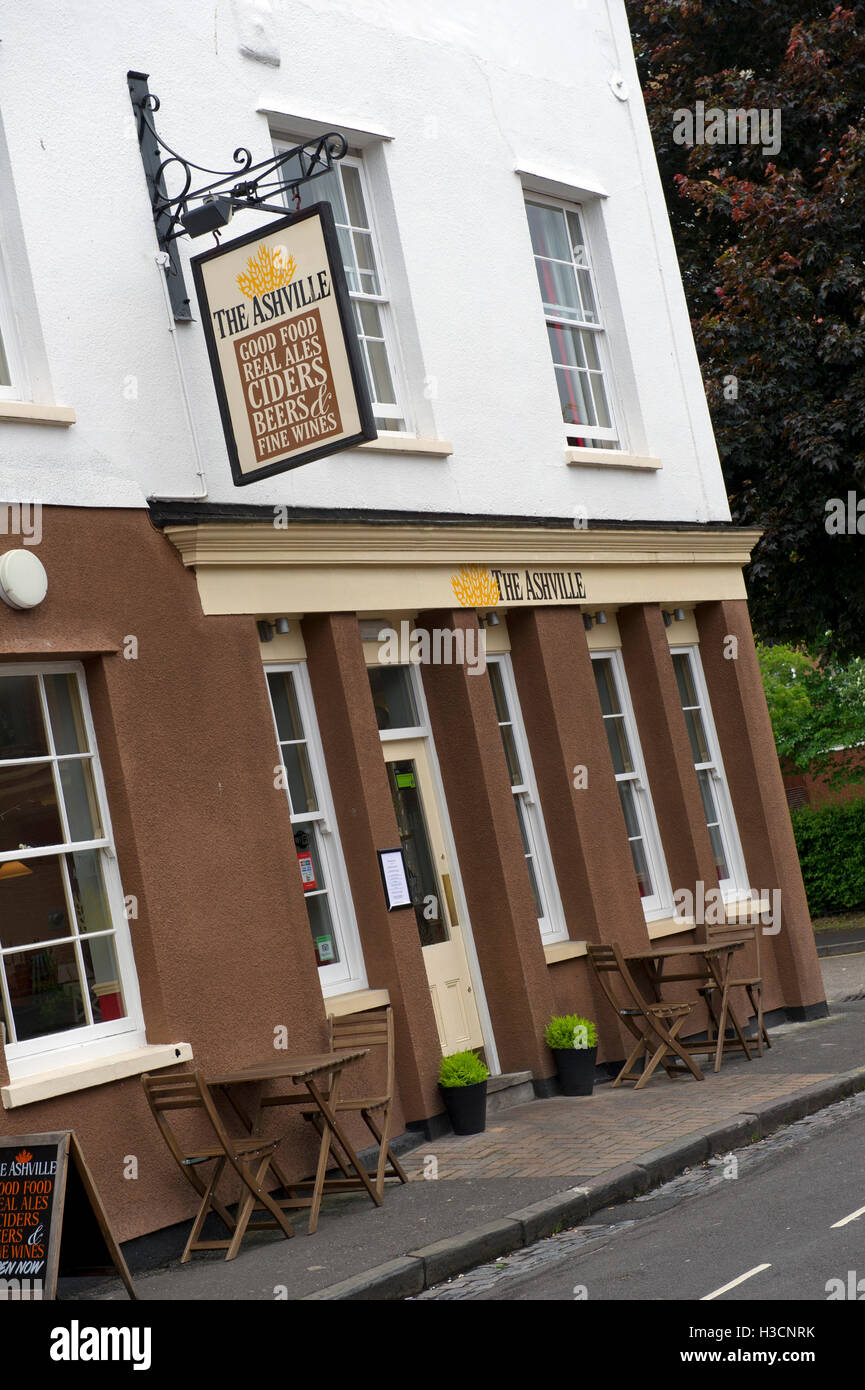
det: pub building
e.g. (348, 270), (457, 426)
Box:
(0, 0), (825, 1251)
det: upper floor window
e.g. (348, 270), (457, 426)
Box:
(0, 665), (143, 1069)
(671, 646), (749, 896)
(274, 141), (407, 433)
(0, 242), (23, 401)
(592, 651), (672, 919)
(525, 197), (618, 450)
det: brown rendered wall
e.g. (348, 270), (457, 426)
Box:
(696, 600), (826, 1014)
(0, 508), (331, 1243)
(416, 608), (556, 1079)
(302, 612), (442, 1123)
(506, 606), (653, 1062)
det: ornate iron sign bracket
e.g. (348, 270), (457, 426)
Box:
(127, 71), (348, 322)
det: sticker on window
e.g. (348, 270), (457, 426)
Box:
(297, 852), (317, 891)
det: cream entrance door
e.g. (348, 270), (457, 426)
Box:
(383, 738), (484, 1055)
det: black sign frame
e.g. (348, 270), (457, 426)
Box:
(191, 204), (377, 486)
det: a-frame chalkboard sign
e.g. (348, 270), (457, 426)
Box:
(0, 1131), (136, 1299)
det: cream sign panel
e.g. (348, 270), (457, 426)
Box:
(192, 206), (376, 485)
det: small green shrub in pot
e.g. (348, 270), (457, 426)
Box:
(438, 1050), (489, 1134)
(544, 1015), (598, 1051)
(544, 1014), (598, 1096)
(438, 1050), (490, 1087)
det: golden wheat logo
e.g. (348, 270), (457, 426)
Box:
(236, 243), (297, 299)
(450, 565), (501, 608)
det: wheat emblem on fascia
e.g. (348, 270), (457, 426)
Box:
(450, 565), (501, 608)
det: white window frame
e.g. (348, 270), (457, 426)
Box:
(1, 662), (145, 1077)
(591, 649), (673, 921)
(264, 661), (367, 997)
(487, 655), (568, 943)
(0, 236), (26, 401)
(525, 191), (620, 449)
(670, 645), (750, 898)
(272, 140), (410, 434)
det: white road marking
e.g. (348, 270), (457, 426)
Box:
(701, 1263), (772, 1301)
(831, 1203), (865, 1229)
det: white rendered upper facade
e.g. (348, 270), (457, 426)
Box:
(0, 0), (729, 525)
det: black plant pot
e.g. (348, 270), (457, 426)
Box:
(552, 1045), (597, 1096)
(439, 1080), (488, 1135)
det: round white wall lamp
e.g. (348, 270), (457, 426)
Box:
(0, 549), (48, 610)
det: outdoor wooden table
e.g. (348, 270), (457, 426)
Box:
(624, 938), (752, 1073)
(210, 1049), (377, 1235)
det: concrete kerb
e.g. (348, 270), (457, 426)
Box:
(301, 1066), (865, 1300)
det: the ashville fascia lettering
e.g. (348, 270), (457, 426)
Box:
(210, 272), (332, 340)
(490, 568), (587, 602)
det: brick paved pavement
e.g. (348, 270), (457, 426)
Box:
(404, 1068), (834, 1181)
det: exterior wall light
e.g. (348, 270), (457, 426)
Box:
(275, 617), (292, 634)
(0, 549), (48, 610)
(583, 613), (594, 631)
(593, 611), (608, 625)
(673, 608), (687, 622)
(484, 612), (501, 627)
(257, 620), (275, 643)
(662, 610), (673, 627)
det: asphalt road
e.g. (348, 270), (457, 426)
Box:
(418, 1091), (865, 1301)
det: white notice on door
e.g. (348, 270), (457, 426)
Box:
(379, 848), (412, 910)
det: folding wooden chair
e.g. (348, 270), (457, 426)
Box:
(586, 944), (705, 1089)
(299, 1006), (408, 1200)
(701, 917), (771, 1056)
(141, 1069), (295, 1262)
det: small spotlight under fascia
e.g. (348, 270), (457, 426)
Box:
(594, 610), (608, 625)
(275, 617), (292, 634)
(485, 612), (501, 627)
(673, 608), (686, 622)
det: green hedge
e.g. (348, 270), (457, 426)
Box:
(791, 798), (865, 916)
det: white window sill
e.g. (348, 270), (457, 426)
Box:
(0, 401), (76, 427)
(544, 939), (587, 964)
(725, 897), (770, 923)
(1, 1042), (193, 1109)
(566, 448), (661, 470)
(357, 435), (453, 457)
(326, 987), (390, 1017)
(648, 915), (697, 941)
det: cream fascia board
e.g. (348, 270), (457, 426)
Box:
(164, 523), (758, 617)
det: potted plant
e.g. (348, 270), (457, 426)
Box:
(438, 1049), (490, 1134)
(544, 1014), (598, 1096)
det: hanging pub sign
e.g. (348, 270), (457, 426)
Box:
(191, 205), (377, 485)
